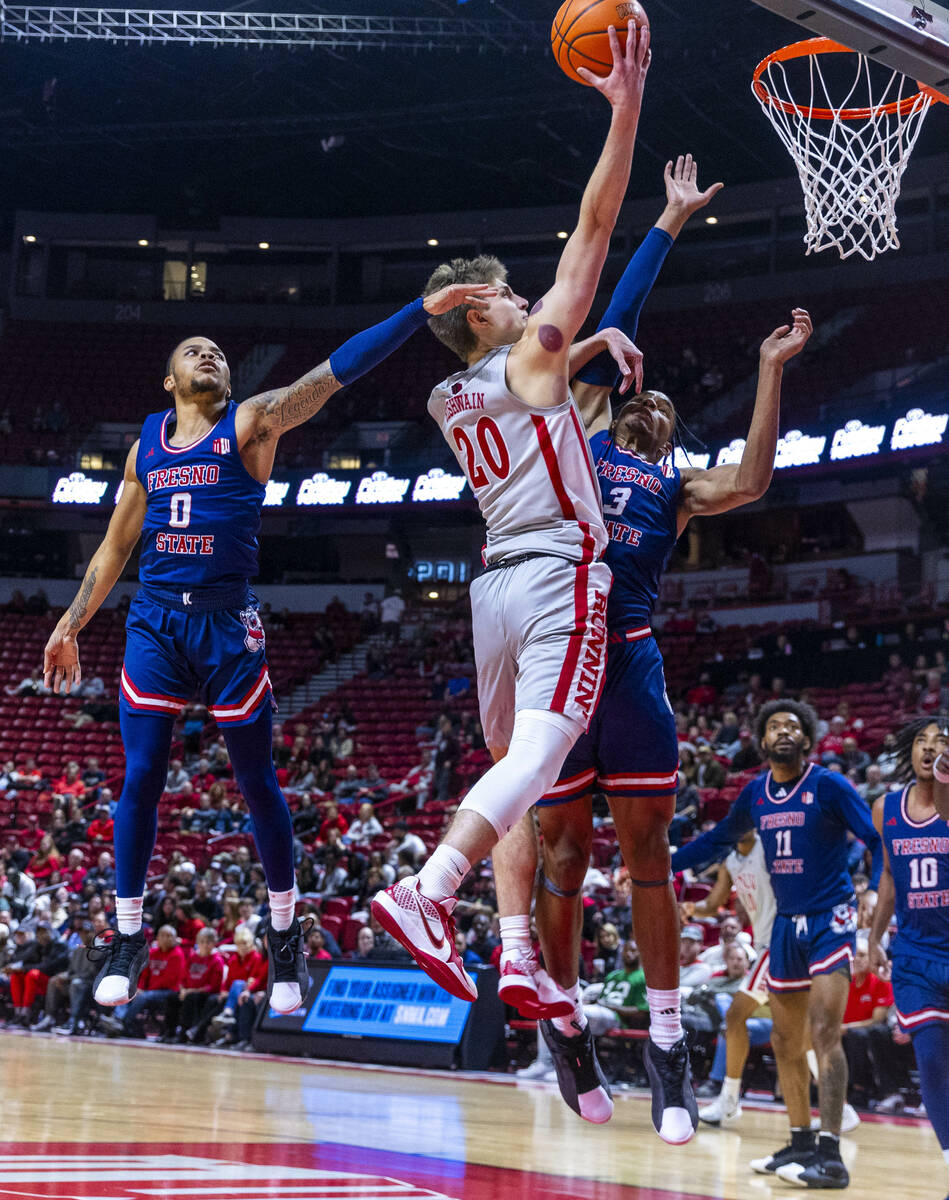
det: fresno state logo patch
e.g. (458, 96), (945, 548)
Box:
(239, 607), (265, 653)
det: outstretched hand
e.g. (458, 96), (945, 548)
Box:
(577, 20), (651, 112)
(43, 626), (81, 695)
(599, 327), (644, 395)
(760, 308), (813, 365)
(423, 283), (498, 316)
(664, 154), (723, 216)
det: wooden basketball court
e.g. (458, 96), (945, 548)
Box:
(0, 1031), (941, 1199)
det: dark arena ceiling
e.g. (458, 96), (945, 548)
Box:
(0, 0), (946, 223)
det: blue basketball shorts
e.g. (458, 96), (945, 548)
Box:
(892, 953), (949, 1035)
(538, 630), (679, 806)
(767, 904), (857, 993)
(119, 585), (272, 728)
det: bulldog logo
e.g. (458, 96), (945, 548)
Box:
(239, 607), (265, 653)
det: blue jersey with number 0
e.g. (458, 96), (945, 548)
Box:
(673, 762), (883, 915)
(882, 785), (949, 965)
(135, 402), (265, 591)
(588, 429), (680, 631)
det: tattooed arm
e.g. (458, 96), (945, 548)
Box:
(235, 282), (497, 483)
(43, 442), (147, 694)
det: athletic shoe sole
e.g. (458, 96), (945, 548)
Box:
(371, 892), (477, 1002)
(497, 973), (573, 1019)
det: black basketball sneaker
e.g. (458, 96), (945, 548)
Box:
(539, 1019), (613, 1125)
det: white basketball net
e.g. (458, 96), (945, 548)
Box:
(753, 49), (933, 261)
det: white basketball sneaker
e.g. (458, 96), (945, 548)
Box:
(698, 1089), (743, 1127)
(497, 951), (574, 1019)
(371, 877), (477, 1002)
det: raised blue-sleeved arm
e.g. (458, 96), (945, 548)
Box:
(574, 226), (674, 388)
(825, 774), (884, 890)
(329, 296), (429, 386)
(671, 787), (756, 874)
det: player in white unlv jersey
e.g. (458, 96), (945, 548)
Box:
(372, 22), (651, 1022)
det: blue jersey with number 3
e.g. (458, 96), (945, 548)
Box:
(588, 430), (680, 630)
(673, 762), (883, 915)
(882, 786), (949, 966)
(135, 402), (265, 591)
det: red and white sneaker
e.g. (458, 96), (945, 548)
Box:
(497, 952), (574, 1019)
(371, 877), (478, 1002)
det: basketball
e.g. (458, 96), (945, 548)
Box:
(551, 1), (649, 86)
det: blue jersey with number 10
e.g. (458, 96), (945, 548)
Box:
(588, 429), (680, 631)
(882, 785), (949, 966)
(135, 402), (265, 591)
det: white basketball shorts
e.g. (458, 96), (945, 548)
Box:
(470, 554), (612, 750)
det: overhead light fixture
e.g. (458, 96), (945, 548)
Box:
(258, 241), (270, 250)
(556, 231), (568, 239)
(427, 238), (439, 247)
(705, 216), (718, 225)
(23, 235), (36, 243)
(137, 239), (149, 247)
(427, 590), (439, 599)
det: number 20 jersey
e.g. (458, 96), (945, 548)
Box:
(135, 402), (266, 592)
(881, 785), (949, 965)
(428, 345), (607, 566)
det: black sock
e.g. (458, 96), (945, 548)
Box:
(791, 1126), (816, 1152)
(819, 1132), (841, 1160)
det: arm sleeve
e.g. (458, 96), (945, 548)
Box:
(329, 297), (430, 386)
(574, 226), (674, 388)
(825, 774), (884, 890)
(672, 786), (756, 873)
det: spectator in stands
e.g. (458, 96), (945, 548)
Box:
(86, 804), (114, 844)
(180, 703), (207, 758)
(318, 802), (350, 843)
(361, 592), (381, 631)
(729, 728), (762, 772)
(699, 914), (752, 973)
(694, 744), (726, 789)
(679, 926), (713, 998)
(347, 802), (383, 847)
(387, 821), (426, 870)
(353, 926), (376, 960)
(840, 941), (899, 1110)
(838, 737), (871, 779)
(307, 927), (332, 962)
(368, 912), (410, 961)
(919, 667), (949, 714)
(31, 919), (97, 1035)
(2, 868), (36, 922)
(380, 589), (405, 638)
(63, 849), (87, 894)
(466, 912), (500, 962)
(333, 767), (365, 802)
(858, 765), (888, 805)
(582, 939), (648, 1035)
(165, 759), (191, 795)
(7, 922), (68, 1024)
(357, 763), (389, 804)
(433, 716), (460, 802)
(51, 761), (85, 801)
(85, 852), (115, 894)
(28, 835), (62, 885)
(177, 927), (225, 1042)
(592, 923), (623, 980)
(192, 878), (221, 924)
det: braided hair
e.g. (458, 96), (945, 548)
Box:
(891, 714), (949, 782)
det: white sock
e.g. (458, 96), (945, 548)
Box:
(647, 986), (682, 1050)
(552, 983), (586, 1037)
(722, 1076), (741, 1103)
(498, 915), (532, 958)
(268, 889), (295, 932)
(416, 844), (471, 903)
(115, 896), (144, 936)
(806, 1048), (819, 1080)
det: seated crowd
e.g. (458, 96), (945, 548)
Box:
(0, 605), (945, 1113)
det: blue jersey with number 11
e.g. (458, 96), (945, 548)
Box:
(135, 402), (265, 591)
(588, 429), (680, 631)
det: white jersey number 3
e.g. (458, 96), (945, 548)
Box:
(452, 417), (511, 490)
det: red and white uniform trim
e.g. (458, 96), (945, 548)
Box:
(740, 947), (771, 1000)
(210, 665), (272, 724)
(598, 768), (679, 792)
(896, 1004), (949, 1030)
(809, 943), (854, 976)
(120, 668), (187, 716)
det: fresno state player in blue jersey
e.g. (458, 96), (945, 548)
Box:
(870, 717), (949, 1195)
(490, 160), (812, 1140)
(674, 700), (882, 1189)
(41, 282), (494, 1015)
